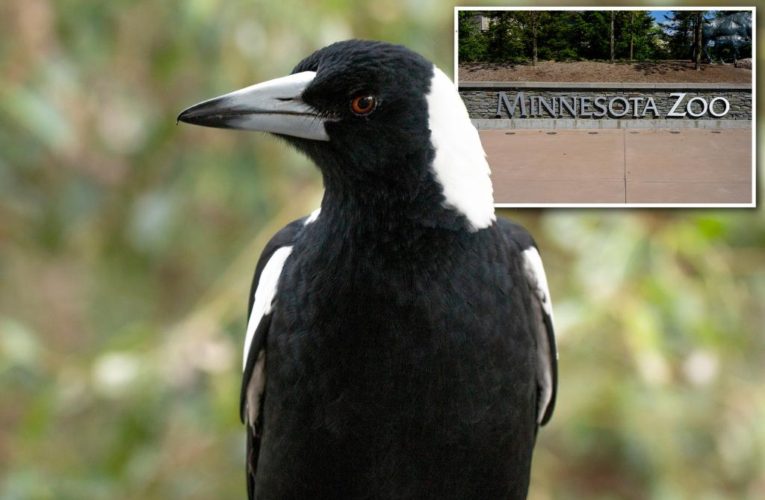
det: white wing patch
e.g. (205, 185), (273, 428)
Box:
(243, 246), (293, 370)
(246, 350), (267, 425)
(521, 247), (556, 424)
(242, 245), (293, 425)
(425, 66), (495, 232)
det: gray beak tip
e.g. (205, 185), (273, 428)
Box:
(176, 101), (220, 128)
(176, 106), (197, 125)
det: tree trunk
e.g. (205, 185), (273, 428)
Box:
(531, 13), (538, 66)
(629, 35), (634, 61)
(610, 12), (615, 64)
(695, 12), (703, 70)
(629, 12), (634, 61)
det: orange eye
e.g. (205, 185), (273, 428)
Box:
(350, 95), (377, 115)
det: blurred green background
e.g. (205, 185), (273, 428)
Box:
(0, 1), (762, 499)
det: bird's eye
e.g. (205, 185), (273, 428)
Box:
(350, 95), (377, 116)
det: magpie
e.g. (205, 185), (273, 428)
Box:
(178, 40), (557, 500)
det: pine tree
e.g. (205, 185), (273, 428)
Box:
(661, 11), (696, 59)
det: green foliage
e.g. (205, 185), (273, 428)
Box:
(577, 11), (612, 60)
(458, 11), (488, 63)
(541, 11), (587, 61)
(486, 12), (526, 63)
(458, 10), (682, 63)
(522, 210), (765, 499)
(0, 2), (763, 499)
(615, 11), (659, 60)
(661, 10), (703, 60)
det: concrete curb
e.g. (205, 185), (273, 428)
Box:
(458, 81), (753, 90)
(472, 119), (753, 130)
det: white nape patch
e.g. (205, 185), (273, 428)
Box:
(522, 247), (556, 423)
(242, 246), (293, 370)
(304, 207), (321, 225)
(426, 66), (495, 231)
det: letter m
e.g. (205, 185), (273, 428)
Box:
(496, 91), (527, 118)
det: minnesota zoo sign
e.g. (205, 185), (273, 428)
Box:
(459, 83), (751, 126)
(496, 91), (731, 119)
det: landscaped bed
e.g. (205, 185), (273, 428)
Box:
(459, 60), (752, 83)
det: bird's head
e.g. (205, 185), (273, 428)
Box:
(178, 40), (494, 231)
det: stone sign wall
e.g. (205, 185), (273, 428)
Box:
(459, 82), (752, 129)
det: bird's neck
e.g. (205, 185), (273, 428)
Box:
(307, 191), (474, 275)
(318, 173), (471, 240)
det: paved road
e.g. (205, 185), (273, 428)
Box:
(481, 128), (753, 204)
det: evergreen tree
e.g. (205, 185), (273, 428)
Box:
(515, 11), (550, 65)
(458, 11), (489, 62)
(538, 11), (584, 61)
(457, 10), (682, 64)
(578, 11), (611, 60)
(485, 12), (525, 63)
(616, 11), (656, 60)
(660, 11), (696, 59)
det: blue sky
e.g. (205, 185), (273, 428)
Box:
(650, 10), (670, 24)
(650, 10), (722, 25)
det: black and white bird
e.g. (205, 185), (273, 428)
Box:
(178, 40), (557, 500)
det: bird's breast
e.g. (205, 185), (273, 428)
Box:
(268, 232), (535, 426)
(257, 228), (539, 496)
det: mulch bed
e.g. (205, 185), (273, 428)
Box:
(458, 60), (752, 83)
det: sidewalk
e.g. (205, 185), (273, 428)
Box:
(481, 128), (753, 204)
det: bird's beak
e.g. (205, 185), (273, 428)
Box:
(177, 71), (329, 141)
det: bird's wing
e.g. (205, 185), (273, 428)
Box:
(498, 219), (558, 426)
(240, 212), (317, 499)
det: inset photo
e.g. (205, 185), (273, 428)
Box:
(456, 7), (755, 206)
